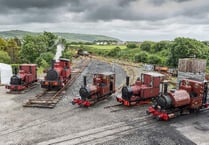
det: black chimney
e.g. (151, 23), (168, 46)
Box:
(126, 76), (129, 86)
(83, 76), (87, 87)
(51, 60), (55, 69)
(14, 67), (18, 75)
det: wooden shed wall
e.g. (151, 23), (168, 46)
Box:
(178, 58), (206, 73)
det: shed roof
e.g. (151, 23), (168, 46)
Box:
(143, 72), (164, 77)
(94, 72), (115, 76)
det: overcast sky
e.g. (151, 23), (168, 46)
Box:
(0, 0), (209, 41)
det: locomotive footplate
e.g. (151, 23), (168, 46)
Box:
(72, 95), (111, 107)
(72, 98), (92, 107)
(6, 83), (39, 94)
(147, 106), (169, 121)
(116, 96), (151, 107)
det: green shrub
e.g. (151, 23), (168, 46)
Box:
(127, 43), (138, 49)
(134, 52), (148, 63)
(148, 55), (162, 65)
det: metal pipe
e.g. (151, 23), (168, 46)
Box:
(14, 67), (18, 75)
(126, 76), (129, 86)
(83, 76), (87, 87)
(163, 81), (168, 95)
(51, 60), (55, 69)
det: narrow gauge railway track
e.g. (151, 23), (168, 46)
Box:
(23, 58), (90, 108)
(37, 116), (156, 145)
(0, 107), (82, 137)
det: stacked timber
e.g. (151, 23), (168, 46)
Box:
(177, 58), (207, 88)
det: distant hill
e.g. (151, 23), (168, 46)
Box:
(0, 30), (120, 42)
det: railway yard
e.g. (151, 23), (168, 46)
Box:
(0, 57), (209, 145)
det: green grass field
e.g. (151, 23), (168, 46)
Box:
(84, 45), (127, 49)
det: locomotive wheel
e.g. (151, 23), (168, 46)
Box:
(146, 110), (150, 115)
(156, 116), (161, 121)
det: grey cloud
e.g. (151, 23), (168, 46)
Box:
(0, 0), (69, 9)
(0, 0), (208, 27)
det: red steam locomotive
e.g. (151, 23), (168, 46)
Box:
(41, 58), (71, 90)
(116, 72), (164, 106)
(72, 72), (116, 107)
(147, 78), (208, 121)
(6, 64), (37, 92)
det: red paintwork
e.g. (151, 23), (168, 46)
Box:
(72, 98), (92, 107)
(6, 85), (26, 91)
(148, 106), (169, 121)
(6, 64), (37, 91)
(116, 97), (151, 106)
(72, 72), (116, 107)
(117, 72), (163, 106)
(147, 78), (209, 121)
(168, 90), (191, 107)
(42, 59), (71, 89)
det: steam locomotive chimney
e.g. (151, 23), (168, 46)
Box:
(163, 81), (168, 95)
(126, 76), (130, 86)
(51, 60), (55, 69)
(14, 67), (17, 75)
(83, 76), (87, 87)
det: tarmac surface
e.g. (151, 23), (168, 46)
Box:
(0, 59), (209, 145)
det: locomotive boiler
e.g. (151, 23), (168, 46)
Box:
(116, 72), (164, 106)
(147, 78), (208, 121)
(6, 64), (37, 92)
(72, 72), (116, 107)
(41, 58), (71, 90)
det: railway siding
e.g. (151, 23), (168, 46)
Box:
(23, 58), (90, 108)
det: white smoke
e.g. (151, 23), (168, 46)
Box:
(54, 44), (64, 61)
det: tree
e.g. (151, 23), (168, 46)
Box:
(36, 52), (54, 65)
(14, 37), (22, 47)
(0, 51), (11, 63)
(0, 38), (7, 51)
(6, 39), (20, 63)
(168, 37), (209, 67)
(148, 55), (162, 65)
(43, 31), (58, 49)
(20, 35), (48, 63)
(134, 52), (148, 63)
(140, 41), (154, 52)
(152, 41), (170, 52)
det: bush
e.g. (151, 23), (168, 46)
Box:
(0, 51), (11, 63)
(61, 50), (73, 61)
(134, 52), (148, 63)
(35, 57), (49, 68)
(148, 55), (162, 65)
(140, 41), (153, 52)
(107, 47), (121, 57)
(127, 43), (137, 49)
